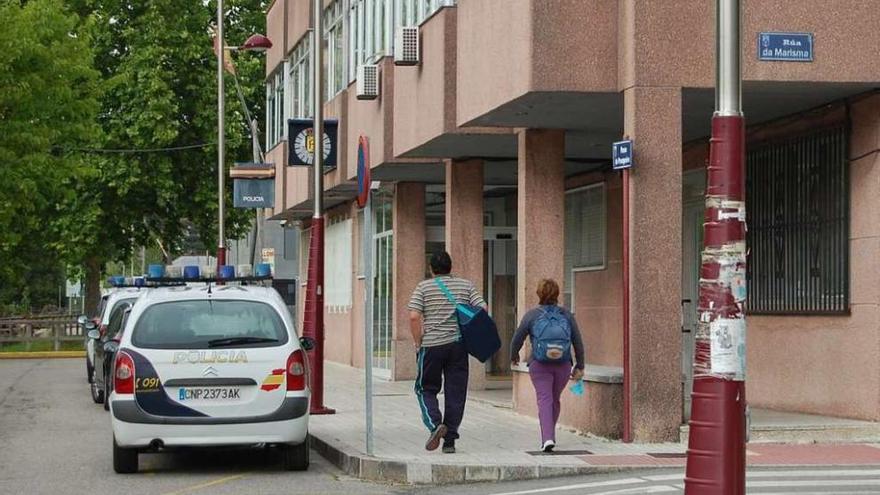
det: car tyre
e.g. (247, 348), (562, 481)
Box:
(86, 357), (94, 383)
(113, 436), (138, 474)
(281, 436), (309, 471)
(90, 369), (105, 404)
(103, 370), (111, 411)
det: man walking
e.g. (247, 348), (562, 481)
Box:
(408, 251), (486, 453)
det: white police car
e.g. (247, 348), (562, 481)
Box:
(109, 283), (311, 473)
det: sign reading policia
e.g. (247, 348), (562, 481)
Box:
(230, 163), (275, 208)
(287, 119), (338, 171)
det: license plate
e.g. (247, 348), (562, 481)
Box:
(177, 387), (241, 401)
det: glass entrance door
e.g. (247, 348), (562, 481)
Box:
(485, 228), (517, 377)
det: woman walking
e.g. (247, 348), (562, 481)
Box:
(510, 279), (585, 452)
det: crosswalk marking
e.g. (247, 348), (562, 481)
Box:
(644, 468), (880, 482)
(488, 478), (645, 495)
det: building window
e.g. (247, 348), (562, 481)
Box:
(324, 1), (345, 100)
(395, 0), (452, 28)
(325, 217), (353, 310)
(564, 183), (606, 310)
(265, 69), (285, 149)
(372, 188), (394, 374)
(349, 0), (390, 82)
(288, 36), (312, 119)
(746, 126), (849, 314)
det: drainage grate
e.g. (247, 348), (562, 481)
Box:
(526, 450), (593, 456)
(646, 453), (688, 459)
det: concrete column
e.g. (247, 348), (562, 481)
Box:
(392, 182), (426, 380)
(516, 129), (566, 322)
(445, 159), (487, 390)
(624, 86), (683, 442)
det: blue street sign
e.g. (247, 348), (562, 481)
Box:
(758, 32), (813, 62)
(613, 140), (633, 170)
(233, 178), (275, 208)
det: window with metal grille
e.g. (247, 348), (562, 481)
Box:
(746, 126), (849, 315)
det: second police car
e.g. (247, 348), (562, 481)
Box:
(108, 282), (311, 473)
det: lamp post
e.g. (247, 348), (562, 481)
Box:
(684, 1), (747, 493)
(216, 0), (226, 271)
(215, 0), (272, 270)
(301, 0), (334, 415)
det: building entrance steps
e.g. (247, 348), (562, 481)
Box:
(681, 407), (880, 444)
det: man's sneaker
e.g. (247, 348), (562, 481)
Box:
(542, 440), (556, 453)
(442, 440), (456, 454)
(425, 424), (448, 451)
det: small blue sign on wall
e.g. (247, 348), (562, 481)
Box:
(758, 32), (813, 62)
(612, 140), (633, 170)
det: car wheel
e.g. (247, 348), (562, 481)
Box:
(103, 371), (111, 411)
(90, 369), (105, 404)
(113, 436), (138, 474)
(281, 436), (309, 471)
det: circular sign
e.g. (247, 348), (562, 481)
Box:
(292, 127), (332, 165)
(356, 136), (370, 208)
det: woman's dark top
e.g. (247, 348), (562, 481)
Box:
(509, 304), (585, 370)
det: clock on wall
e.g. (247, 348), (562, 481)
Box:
(287, 119), (338, 168)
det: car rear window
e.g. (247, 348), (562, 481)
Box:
(131, 300), (289, 349)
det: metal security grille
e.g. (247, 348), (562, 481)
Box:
(746, 126), (849, 314)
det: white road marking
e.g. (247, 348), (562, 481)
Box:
(593, 486), (680, 494)
(488, 478), (646, 495)
(644, 468), (880, 482)
(748, 478), (880, 488)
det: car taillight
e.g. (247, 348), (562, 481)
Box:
(286, 350), (308, 391)
(114, 351), (135, 394)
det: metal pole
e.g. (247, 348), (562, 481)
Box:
(364, 189), (374, 455)
(304, 0), (333, 414)
(250, 118), (263, 266)
(621, 167), (631, 443)
(216, 0), (227, 270)
(684, 1), (747, 493)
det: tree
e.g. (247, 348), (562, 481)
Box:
(0, 0), (100, 314)
(63, 0), (268, 312)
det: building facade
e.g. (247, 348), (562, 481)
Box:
(262, 0), (880, 442)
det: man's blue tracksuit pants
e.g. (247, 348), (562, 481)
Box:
(414, 341), (469, 441)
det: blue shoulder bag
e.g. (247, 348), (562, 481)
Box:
(434, 278), (501, 363)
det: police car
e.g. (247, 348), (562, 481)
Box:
(108, 282), (311, 473)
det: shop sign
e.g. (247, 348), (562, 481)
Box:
(758, 32), (813, 62)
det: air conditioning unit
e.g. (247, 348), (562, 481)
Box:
(394, 26), (420, 66)
(356, 64), (380, 100)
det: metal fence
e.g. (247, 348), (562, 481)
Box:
(0, 316), (84, 351)
(746, 125), (850, 315)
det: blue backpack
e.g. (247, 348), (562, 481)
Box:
(531, 306), (572, 363)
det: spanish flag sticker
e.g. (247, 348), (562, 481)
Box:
(261, 369), (285, 391)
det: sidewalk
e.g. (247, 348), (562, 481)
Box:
(310, 363), (880, 484)
(311, 362), (681, 484)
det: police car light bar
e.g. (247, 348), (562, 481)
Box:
(145, 275), (273, 284)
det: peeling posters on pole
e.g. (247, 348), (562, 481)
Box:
(710, 317), (746, 380)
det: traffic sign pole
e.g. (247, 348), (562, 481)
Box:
(357, 136), (374, 455)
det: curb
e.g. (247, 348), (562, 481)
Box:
(0, 351), (85, 359)
(310, 433), (635, 485)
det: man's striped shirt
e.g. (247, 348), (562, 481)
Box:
(408, 275), (486, 348)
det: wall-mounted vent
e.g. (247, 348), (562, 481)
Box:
(356, 64), (380, 100)
(394, 26), (420, 66)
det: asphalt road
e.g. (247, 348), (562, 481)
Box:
(2, 359), (879, 495)
(0, 358), (398, 495)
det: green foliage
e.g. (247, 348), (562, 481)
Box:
(0, 0), (101, 312)
(0, 0), (268, 313)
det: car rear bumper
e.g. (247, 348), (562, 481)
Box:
(111, 397), (309, 448)
(111, 396), (308, 425)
